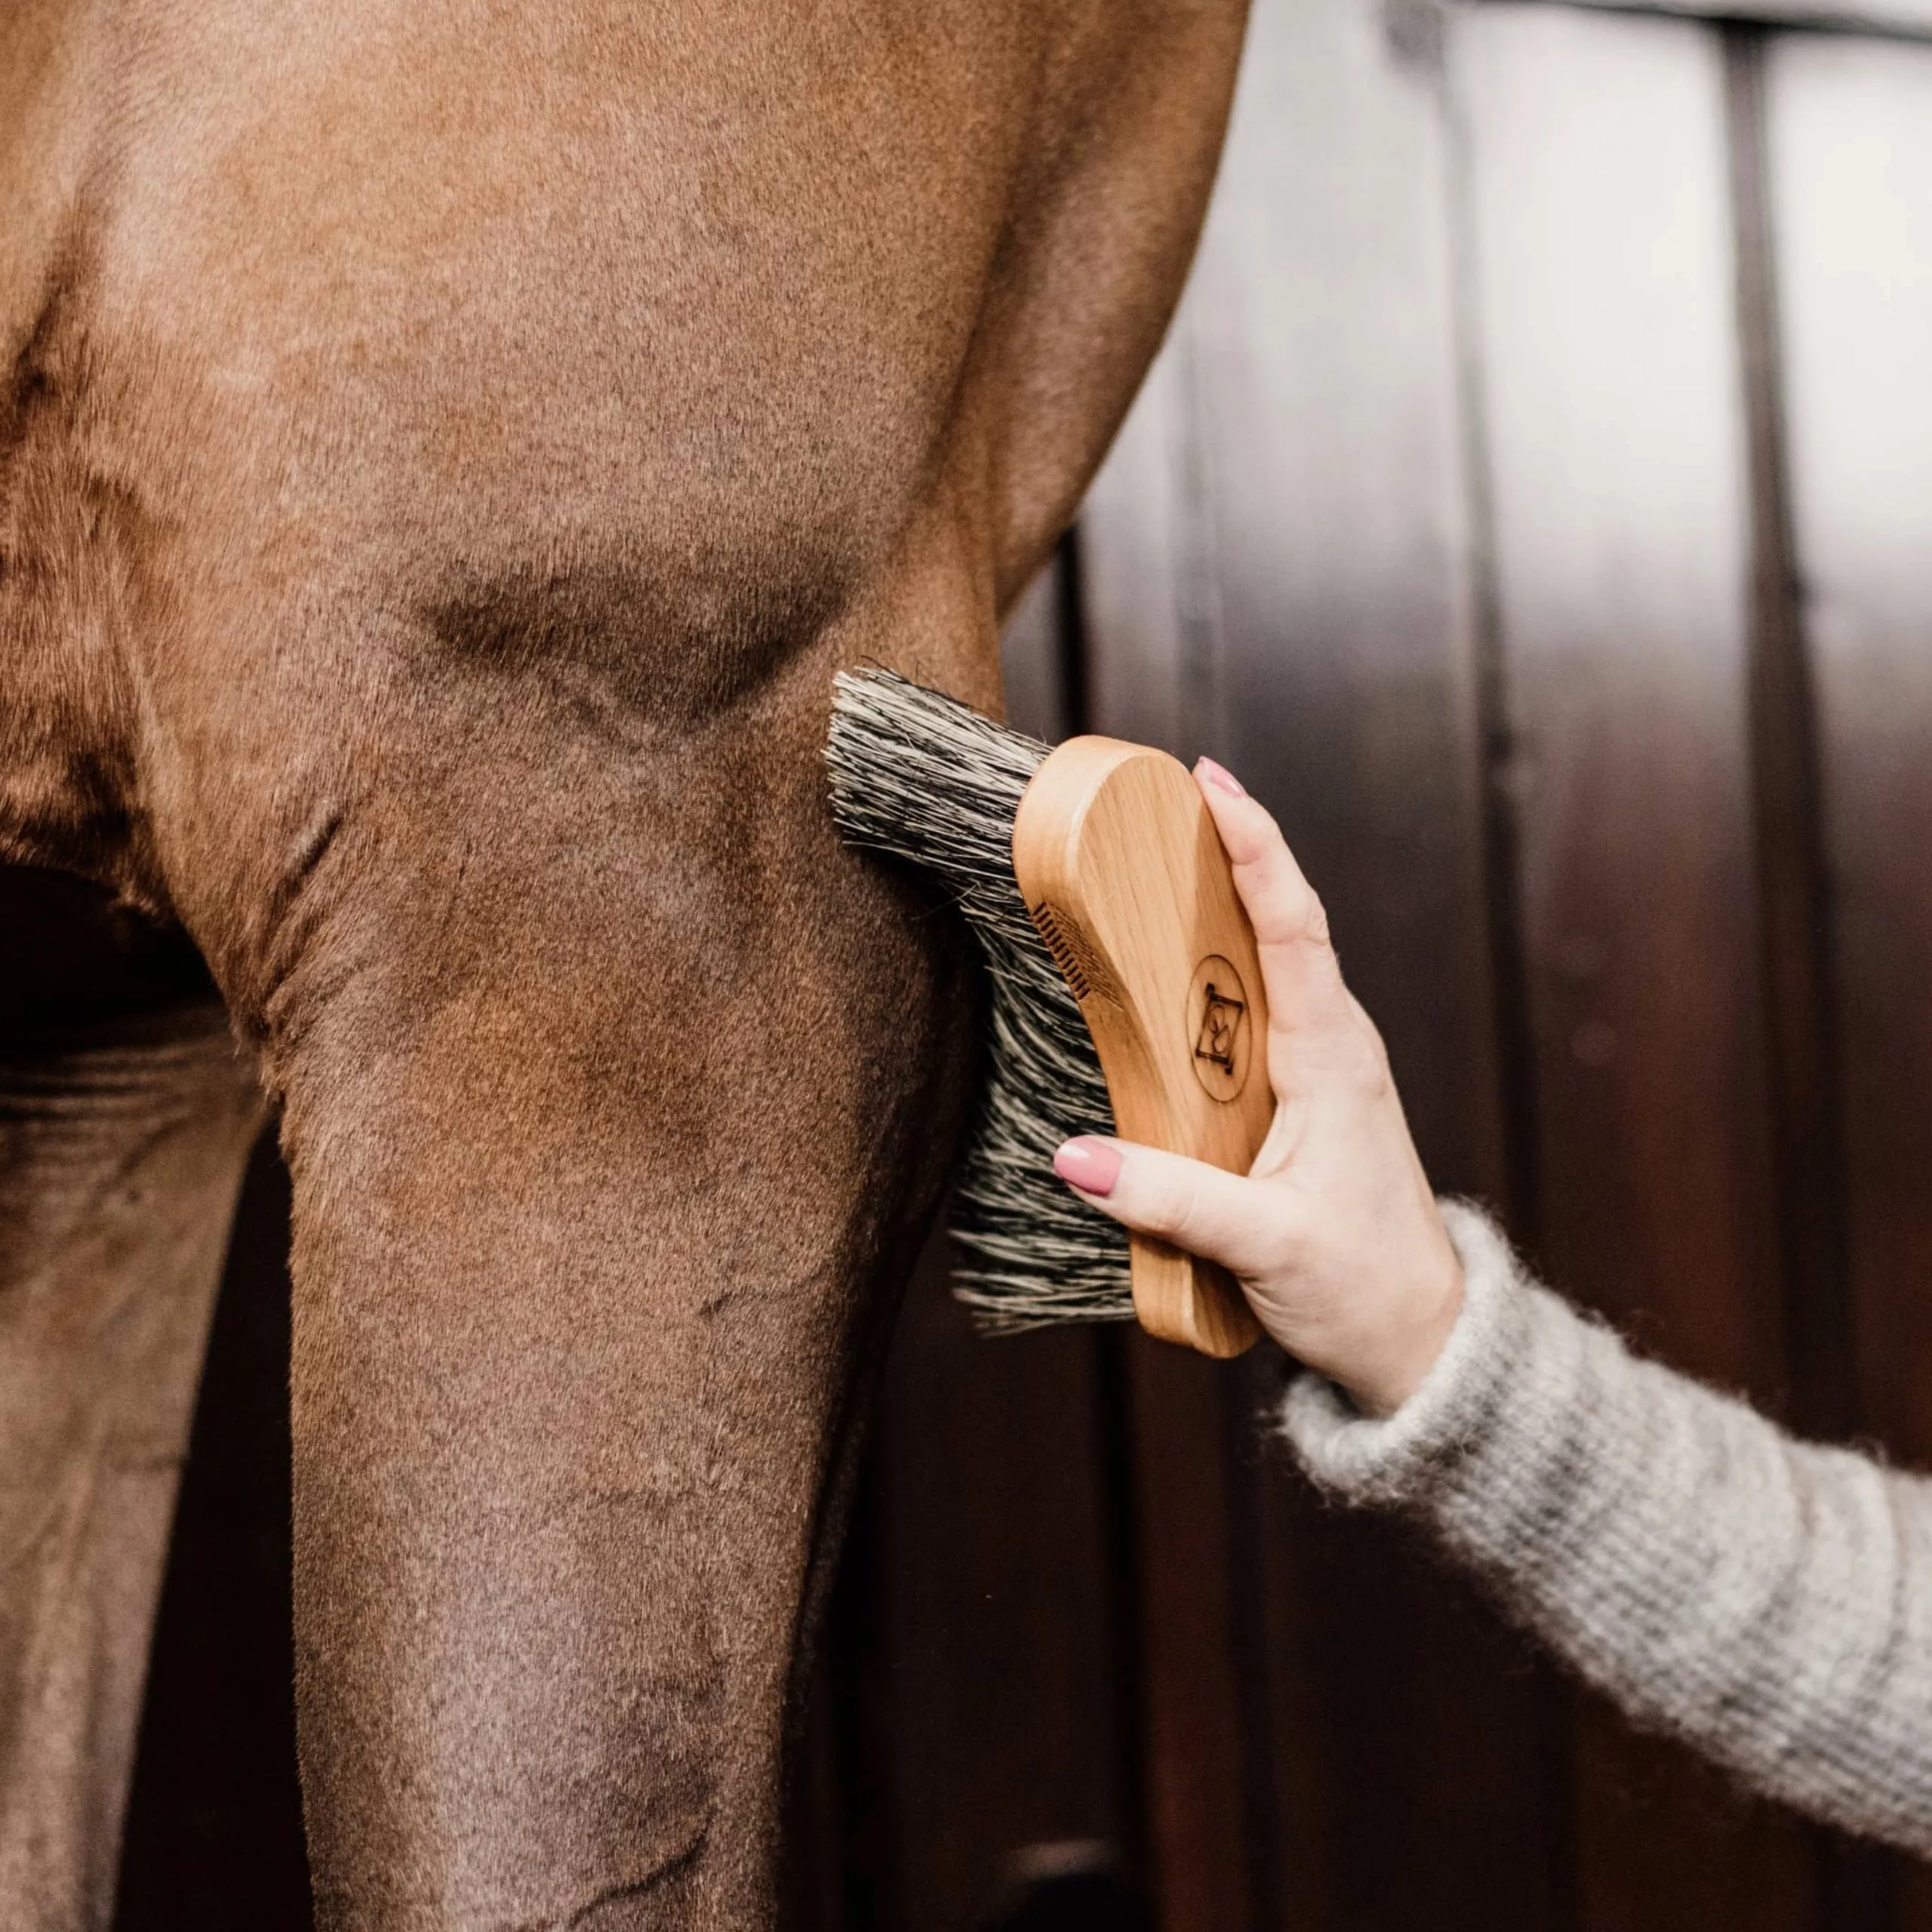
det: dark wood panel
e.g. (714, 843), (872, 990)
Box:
(1768, 24), (1932, 1476)
(1081, 0), (1570, 1921)
(1454, 8), (1821, 1924)
(115, 1134), (312, 1932)
(1727, 33), (1893, 1922)
(1118, 1340), (1266, 1932)
(1769, 32), (1932, 1928)
(866, 1251), (1133, 1932)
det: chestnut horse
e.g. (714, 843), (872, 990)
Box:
(0, 2), (1249, 1924)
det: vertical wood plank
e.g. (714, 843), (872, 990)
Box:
(867, 1250), (1132, 1932)
(1453, 7), (1817, 1924)
(1114, 1335), (1266, 1932)
(1725, 35), (1890, 1921)
(1768, 33), (1932, 1927)
(1724, 23), (1861, 1457)
(1767, 26), (1932, 1463)
(114, 1137), (312, 1932)
(1081, 0), (1571, 1923)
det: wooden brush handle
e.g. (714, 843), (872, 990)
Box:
(1014, 737), (1270, 1358)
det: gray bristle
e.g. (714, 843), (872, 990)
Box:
(825, 668), (1133, 1331)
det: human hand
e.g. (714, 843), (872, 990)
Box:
(1051, 758), (1463, 1416)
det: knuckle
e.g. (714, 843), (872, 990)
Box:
(1260, 875), (1324, 950)
(1361, 1021), (1394, 1081)
(1263, 1223), (1307, 1281)
(1229, 795), (1285, 852)
(1155, 1171), (1203, 1242)
(1243, 1197), (1307, 1284)
(1340, 998), (1392, 1082)
(1249, 806), (1292, 867)
(1347, 1040), (1394, 1100)
(1137, 1161), (1227, 1252)
(1300, 890), (1334, 949)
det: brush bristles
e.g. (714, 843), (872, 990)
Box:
(826, 669), (1133, 1330)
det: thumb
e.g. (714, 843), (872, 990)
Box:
(1054, 1137), (1272, 1278)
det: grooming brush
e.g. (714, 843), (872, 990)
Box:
(826, 669), (1270, 1358)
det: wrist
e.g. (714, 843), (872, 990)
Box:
(1340, 1242), (1466, 1418)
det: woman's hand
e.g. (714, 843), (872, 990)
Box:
(1051, 758), (1463, 1416)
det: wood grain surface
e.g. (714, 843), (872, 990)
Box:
(1455, 9), (1826, 1924)
(1014, 735), (1270, 1357)
(1770, 33), (1932, 1928)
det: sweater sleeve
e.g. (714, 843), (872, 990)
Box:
(1279, 1201), (1932, 1855)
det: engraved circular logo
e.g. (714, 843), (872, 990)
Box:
(1186, 955), (1253, 1103)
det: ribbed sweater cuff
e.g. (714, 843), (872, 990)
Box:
(1277, 1200), (1538, 1507)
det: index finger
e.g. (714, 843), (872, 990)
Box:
(1192, 759), (1353, 1043)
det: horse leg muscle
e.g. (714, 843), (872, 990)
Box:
(260, 649), (975, 1929)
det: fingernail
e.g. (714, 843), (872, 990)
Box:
(1054, 1137), (1122, 1197)
(1195, 756), (1245, 798)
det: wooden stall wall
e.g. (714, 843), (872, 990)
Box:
(802, 0), (1932, 1924)
(1770, 32), (1932, 1927)
(1081, 0), (1562, 1924)
(111, 0), (1932, 1926)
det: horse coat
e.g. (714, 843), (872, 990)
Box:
(0, 3), (1250, 1924)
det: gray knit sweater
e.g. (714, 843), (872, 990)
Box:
(1279, 1202), (1932, 1854)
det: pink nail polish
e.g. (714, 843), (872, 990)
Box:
(1195, 756), (1245, 798)
(1054, 1137), (1122, 1197)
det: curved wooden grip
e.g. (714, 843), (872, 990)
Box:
(1014, 737), (1271, 1358)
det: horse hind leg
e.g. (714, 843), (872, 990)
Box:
(0, 870), (263, 1932)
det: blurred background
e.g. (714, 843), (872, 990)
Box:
(114, 0), (1932, 1925)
